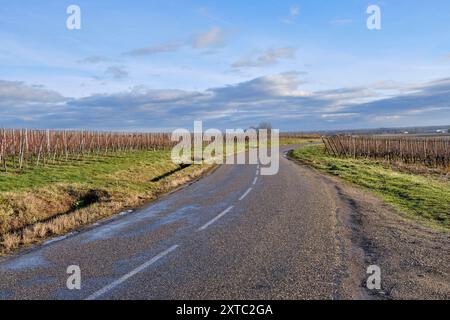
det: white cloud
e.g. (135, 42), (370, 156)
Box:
(330, 19), (353, 25)
(232, 47), (297, 69)
(191, 26), (226, 49)
(282, 6), (300, 24)
(0, 80), (66, 104)
(104, 66), (129, 80)
(124, 42), (182, 56)
(371, 115), (402, 122)
(122, 27), (228, 58)
(321, 113), (359, 119)
(1, 75), (450, 130)
(406, 106), (450, 114)
(209, 71), (310, 99)
(78, 55), (110, 64)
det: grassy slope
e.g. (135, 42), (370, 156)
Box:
(291, 144), (450, 230)
(0, 150), (211, 253)
(279, 137), (322, 146)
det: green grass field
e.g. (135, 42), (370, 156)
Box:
(279, 137), (321, 146)
(0, 151), (173, 192)
(291, 144), (450, 230)
(0, 150), (211, 253)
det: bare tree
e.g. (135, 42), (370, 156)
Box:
(258, 122), (272, 132)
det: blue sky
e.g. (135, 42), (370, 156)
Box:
(1, 0), (450, 131)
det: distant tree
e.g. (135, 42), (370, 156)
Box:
(258, 122), (272, 131)
(448, 128), (450, 134)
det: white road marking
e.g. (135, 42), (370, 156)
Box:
(85, 245), (179, 300)
(119, 209), (134, 216)
(256, 170), (260, 176)
(252, 177), (258, 185)
(43, 232), (76, 246)
(197, 206), (234, 231)
(239, 187), (253, 201)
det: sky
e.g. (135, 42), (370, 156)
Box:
(1, 0), (450, 131)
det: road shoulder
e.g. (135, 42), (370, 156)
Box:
(287, 151), (450, 300)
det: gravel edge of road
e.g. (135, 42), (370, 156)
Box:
(287, 148), (450, 300)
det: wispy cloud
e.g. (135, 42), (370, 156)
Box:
(78, 55), (110, 64)
(232, 47), (297, 69)
(330, 19), (353, 25)
(123, 26), (228, 58)
(191, 26), (227, 49)
(321, 113), (360, 121)
(124, 42), (183, 56)
(104, 66), (129, 80)
(282, 6), (300, 24)
(196, 7), (231, 25)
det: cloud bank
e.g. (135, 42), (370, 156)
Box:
(1, 75), (449, 131)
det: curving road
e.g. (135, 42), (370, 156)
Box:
(0, 145), (449, 300)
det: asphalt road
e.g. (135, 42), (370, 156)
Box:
(0, 145), (449, 300)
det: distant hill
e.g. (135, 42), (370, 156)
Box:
(321, 125), (450, 136)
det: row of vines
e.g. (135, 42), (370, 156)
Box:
(323, 135), (450, 168)
(0, 129), (176, 171)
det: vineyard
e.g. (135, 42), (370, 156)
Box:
(279, 132), (321, 139)
(323, 135), (450, 168)
(0, 129), (175, 172)
(0, 128), (307, 172)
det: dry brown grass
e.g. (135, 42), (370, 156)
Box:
(0, 188), (76, 233)
(1, 233), (20, 251)
(0, 161), (212, 255)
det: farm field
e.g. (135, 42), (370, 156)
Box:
(0, 129), (175, 172)
(0, 127), (303, 254)
(291, 143), (450, 230)
(279, 133), (322, 146)
(0, 148), (211, 254)
(322, 135), (450, 172)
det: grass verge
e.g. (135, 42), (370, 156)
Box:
(0, 150), (211, 254)
(291, 144), (450, 230)
(279, 137), (322, 146)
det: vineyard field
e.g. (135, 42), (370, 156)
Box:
(323, 135), (450, 169)
(0, 129), (175, 172)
